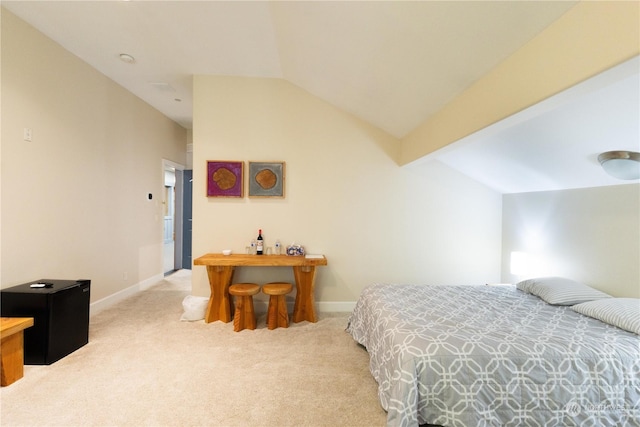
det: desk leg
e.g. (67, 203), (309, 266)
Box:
(292, 265), (318, 323)
(205, 266), (235, 323)
(1, 331), (25, 387)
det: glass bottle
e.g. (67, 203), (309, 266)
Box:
(256, 229), (264, 255)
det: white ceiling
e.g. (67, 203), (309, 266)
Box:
(3, 1), (639, 193)
(429, 56), (640, 193)
(2, 1), (577, 135)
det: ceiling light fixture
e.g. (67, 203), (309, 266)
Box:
(149, 82), (175, 92)
(598, 150), (640, 180)
(119, 53), (135, 64)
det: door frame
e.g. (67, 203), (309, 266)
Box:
(163, 159), (185, 272)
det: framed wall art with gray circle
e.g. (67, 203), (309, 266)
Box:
(248, 161), (285, 198)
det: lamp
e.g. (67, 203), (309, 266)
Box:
(598, 151), (640, 180)
(510, 251), (530, 277)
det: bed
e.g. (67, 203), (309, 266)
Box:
(346, 280), (640, 427)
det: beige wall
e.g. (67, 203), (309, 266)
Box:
(6, 4), (634, 313)
(401, 1), (640, 165)
(1, 10), (187, 302)
(502, 185), (640, 297)
(192, 76), (503, 307)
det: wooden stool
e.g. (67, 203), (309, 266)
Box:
(228, 283), (260, 332)
(262, 282), (293, 330)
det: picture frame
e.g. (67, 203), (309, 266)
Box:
(248, 161), (285, 198)
(207, 160), (244, 197)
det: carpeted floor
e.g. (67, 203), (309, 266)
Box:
(0, 270), (387, 426)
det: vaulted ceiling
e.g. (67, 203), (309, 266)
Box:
(3, 1), (638, 193)
(2, 1), (577, 136)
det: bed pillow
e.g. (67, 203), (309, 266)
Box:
(571, 298), (640, 335)
(516, 276), (611, 305)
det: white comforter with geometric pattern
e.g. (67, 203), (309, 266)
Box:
(346, 283), (640, 427)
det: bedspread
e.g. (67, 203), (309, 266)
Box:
(346, 283), (640, 427)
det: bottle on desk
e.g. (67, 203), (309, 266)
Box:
(256, 229), (264, 255)
(274, 239), (281, 255)
(250, 239), (256, 255)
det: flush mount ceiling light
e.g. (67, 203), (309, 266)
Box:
(119, 53), (135, 64)
(598, 151), (640, 180)
(149, 82), (175, 92)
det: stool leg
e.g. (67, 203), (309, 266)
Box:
(276, 295), (289, 328)
(234, 296), (256, 332)
(232, 297), (243, 332)
(267, 296), (278, 330)
(245, 296), (257, 330)
(267, 295), (289, 330)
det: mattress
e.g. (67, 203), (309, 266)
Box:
(346, 283), (640, 427)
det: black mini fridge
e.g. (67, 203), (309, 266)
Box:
(1, 279), (90, 365)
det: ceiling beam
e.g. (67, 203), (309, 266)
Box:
(400, 1), (640, 166)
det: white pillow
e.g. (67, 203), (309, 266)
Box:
(516, 276), (611, 305)
(571, 298), (640, 335)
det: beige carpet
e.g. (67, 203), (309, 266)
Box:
(0, 270), (387, 427)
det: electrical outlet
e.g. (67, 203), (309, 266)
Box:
(23, 128), (32, 142)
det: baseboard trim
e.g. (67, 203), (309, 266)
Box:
(253, 300), (355, 314)
(318, 301), (355, 312)
(90, 273), (164, 317)
(139, 273), (164, 291)
(91, 275), (356, 318)
(90, 283), (139, 317)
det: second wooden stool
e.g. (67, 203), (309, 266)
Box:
(262, 282), (293, 330)
(228, 283), (260, 332)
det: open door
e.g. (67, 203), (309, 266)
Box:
(181, 170), (193, 269)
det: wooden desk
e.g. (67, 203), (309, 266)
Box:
(1, 317), (34, 386)
(194, 254), (328, 324)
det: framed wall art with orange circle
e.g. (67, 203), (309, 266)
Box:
(207, 160), (244, 197)
(248, 161), (285, 198)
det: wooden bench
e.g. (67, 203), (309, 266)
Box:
(1, 317), (34, 386)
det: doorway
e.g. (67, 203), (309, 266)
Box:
(163, 167), (177, 274)
(162, 160), (191, 275)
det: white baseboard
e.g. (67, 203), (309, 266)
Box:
(253, 300), (355, 314)
(90, 273), (164, 317)
(318, 301), (355, 312)
(90, 283), (139, 317)
(139, 273), (164, 291)
(91, 275), (356, 317)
